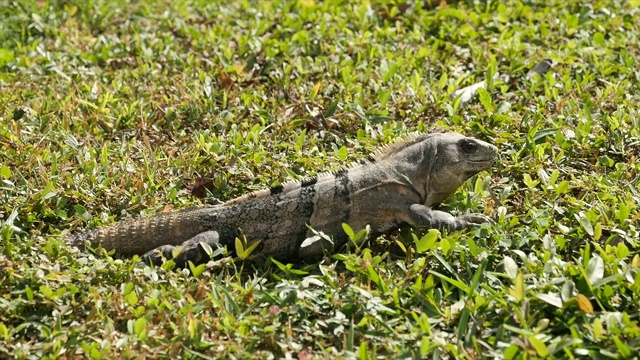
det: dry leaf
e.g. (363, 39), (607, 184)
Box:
(577, 294), (594, 314)
(220, 71), (233, 89)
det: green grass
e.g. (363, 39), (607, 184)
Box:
(1, 0), (640, 358)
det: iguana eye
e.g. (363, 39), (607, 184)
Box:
(460, 139), (478, 153)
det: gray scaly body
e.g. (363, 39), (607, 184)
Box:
(67, 132), (498, 266)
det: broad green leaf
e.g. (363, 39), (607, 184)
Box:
(536, 292), (562, 308)
(467, 238), (480, 256)
(593, 32), (605, 46)
(593, 318), (604, 339)
(270, 258), (290, 271)
(561, 280), (575, 302)
(200, 242), (213, 258)
(73, 204), (91, 220)
(587, 255), (605, 284)
(124, 291), (138, 306)
(357, 341), (368, 359)
(509, 272), (524, 301)
(25, 287), (34, 301)
(336, 146), (348, 161)
(437, 72), (448, 90)
(189, 262), (206, 277)
(0, 49), (14, 67)
(555, 180), (569, 194)
(575, 212), (594, 236)
(235, 237), (245, 258)
(523, 173), (539, 188)
(0, 323), (8, 341)
(593, 222), (602, 240)
(415, 229), (439, 253)
(366, 265), (380, 285)
(598, 155), (614, 167)
(528, 335), (548, 357)
(394, 240), (407, 254)
(39, 285), (55, 300)
(503, 256), (518, 279)
(617, 202), (631, 222)
(342, 223), (355, 240)
(310, 81), (321, 101)
(242, 239), (262, 259)
(39, 181), (57, 201)
(0, 166), (10, 179)
(133, 318), (146, 336)
(439, 237), (452, 255)
(612, 336), (633, 358)
(420, 336), (430, 357)
(352, 226), (370, 244)
(477, 87), (494, 113)
(503, 345), (519, 360)
(496, 101), (511, 114)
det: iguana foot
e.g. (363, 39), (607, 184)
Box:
(454, 213), (493, 228)
(408, 204), (492, 231)
(140, 230), (221, 267)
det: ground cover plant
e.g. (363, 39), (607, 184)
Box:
(1, 0), (639, 358)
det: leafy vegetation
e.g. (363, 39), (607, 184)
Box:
(1, 0), (639, 358)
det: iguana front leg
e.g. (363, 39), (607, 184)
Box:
(408, 204), (491, 231)
(140, 230), (221, 267)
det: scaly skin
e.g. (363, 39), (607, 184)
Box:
(67, 132), (498, 266)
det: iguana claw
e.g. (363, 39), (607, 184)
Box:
(140, 231), (221, 267)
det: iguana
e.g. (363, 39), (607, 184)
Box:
(67, 132), (498, 266)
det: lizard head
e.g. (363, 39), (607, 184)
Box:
(424, 133), (498, 206)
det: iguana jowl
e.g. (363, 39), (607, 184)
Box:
(67, 132), (498, 266)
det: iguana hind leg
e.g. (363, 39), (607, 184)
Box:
(140, 230), (221, 267)
(408, 204), (492, 231)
